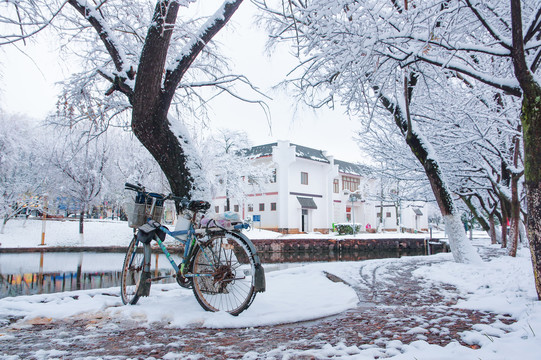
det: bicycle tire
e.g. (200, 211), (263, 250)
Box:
(191, 231), (257, 315)
(120, 236), (145, 305)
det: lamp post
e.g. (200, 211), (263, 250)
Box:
(40, 193), (48, 246)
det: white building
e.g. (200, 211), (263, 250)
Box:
(213, 140), (428, 234)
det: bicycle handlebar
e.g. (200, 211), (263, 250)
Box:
(124, 182), (190, 207)
(124, 182), (144, 192)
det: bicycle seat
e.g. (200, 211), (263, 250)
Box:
(188, 200), (210, 212)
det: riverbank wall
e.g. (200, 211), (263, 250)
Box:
(0, 237), (448, 256)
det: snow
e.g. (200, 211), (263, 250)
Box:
(0, 219), (132, 248)
(444, 213), (483, 264)
(403, 247), (541, 360)
(0, 264), (358, 329)
(1, 219), (540, 358)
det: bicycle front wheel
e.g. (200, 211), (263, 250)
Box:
(120, 236), (145, 305)
(192, 232), (257, 315)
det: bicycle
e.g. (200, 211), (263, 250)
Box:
(121, 183), (265, 315)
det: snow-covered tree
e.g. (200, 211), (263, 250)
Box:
(196, 129), (272, 207)
(257, 2), (541, 292)
(1, 0), (266, 203)
(49, 129), (109, 235)
(256, 0), (484, 264)
(0, 111), (47, 232)
(358, 65), (525, 253)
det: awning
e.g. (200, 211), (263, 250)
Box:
(297, 197), (317, 209)
(413, 208), (423, 216)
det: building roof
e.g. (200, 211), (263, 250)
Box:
(334, 159), (371, 176)
(242, 142), (329, 163)
(241, 143), (277, 159)
(243, 142), (371, 176)
(293, 144), (329, 163)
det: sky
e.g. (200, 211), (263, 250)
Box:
(0, 1), (364, 163)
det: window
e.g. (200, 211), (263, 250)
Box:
(214, 206), (219, 213)
(386, 212), (392, 218)
(259, 203), (265, 211)
(342, 176), (360, 192)
(333, 179), (339, 193)
(271, 202), (277, 211)
(301, 172), (309, 185)
(234, 205), (239, 212)
(248, 204), (254, 212)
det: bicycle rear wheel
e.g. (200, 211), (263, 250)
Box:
(192, 232), (257, 315)
(120, 236), (145, 305)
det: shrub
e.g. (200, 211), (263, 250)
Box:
(335, 223), (361, 235)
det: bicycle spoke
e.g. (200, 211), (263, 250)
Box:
(191, 232), (257, 315)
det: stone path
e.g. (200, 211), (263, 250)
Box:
(0, 248), (513, 359)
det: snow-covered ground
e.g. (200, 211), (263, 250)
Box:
(1, 219), (539, 359)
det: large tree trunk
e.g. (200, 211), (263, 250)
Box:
(520, 89), (541, 299)
(130, 0), (243, 199)
(489, 212), (498, 245)
(131, 1), (192, 198)
(378, 74), (481, 263)
(500, 195), (509, 248)
(508, 134), (522, 257)
(79, 210), (84, 234)
(510, 0), (541, 299)
(417, 150), (480, 263)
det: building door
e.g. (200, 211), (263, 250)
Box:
(301, 209), (308, 232)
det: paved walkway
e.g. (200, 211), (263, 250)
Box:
(1, 248), (512, 359)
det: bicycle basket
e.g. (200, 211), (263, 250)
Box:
(126, 193), (164, 228)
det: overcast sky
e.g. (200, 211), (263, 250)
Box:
(1, 1), (364, 163)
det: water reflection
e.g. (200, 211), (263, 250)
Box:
(0, 252), (178, 299)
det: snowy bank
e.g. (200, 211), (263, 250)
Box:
(0, 262), (359, 329)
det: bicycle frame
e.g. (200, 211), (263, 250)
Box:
(154, 224), (198, 275)
(130, 220), (252, 282)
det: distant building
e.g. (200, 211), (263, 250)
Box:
(212, 140), (428, 234)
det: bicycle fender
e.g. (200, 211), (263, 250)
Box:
(229, 231), (266, 293)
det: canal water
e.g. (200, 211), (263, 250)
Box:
(0, 248), (434, 299)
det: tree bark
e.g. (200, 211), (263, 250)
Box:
(79, 207), (84, 234)
(489, 212), (498, 245)
(519, 88), (541, 298)
(131, 1), (191, 198)
(508, 174), (520, 256)
(508, 133), (522, 257)
(510, 0), (541, 299)
(501, 210), (508, 248)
